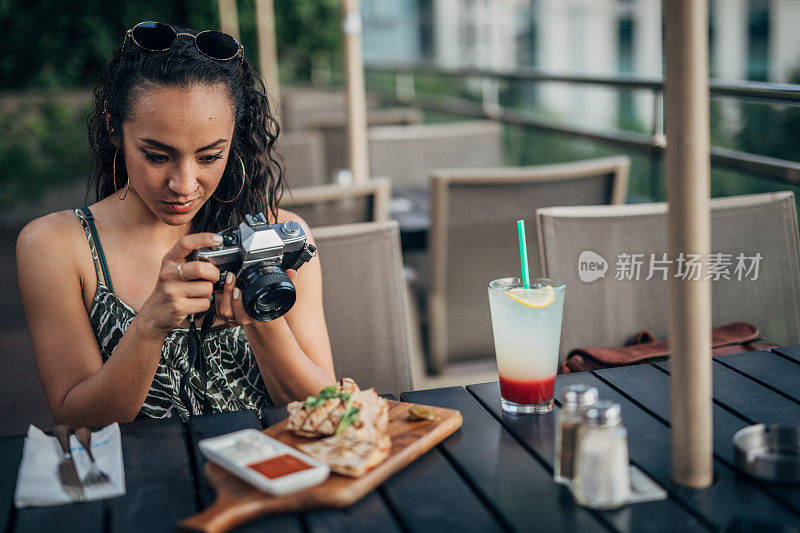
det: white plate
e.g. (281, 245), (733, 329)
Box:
(199, 429), (330, 496)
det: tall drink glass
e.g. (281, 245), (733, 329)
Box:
(487, 277), (566, 414)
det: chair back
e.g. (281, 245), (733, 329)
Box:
(280, 87), (379, 133)
(536, 191), (800, 362)
(427, 156), (630, 373)
(280, 88), (348, 133)
(313, 221), (413, 396)
(316, 108), (422, 179)
(369, 120), (503, 187)
(278, 131), (326, 188)
(282, 177), (391, 229)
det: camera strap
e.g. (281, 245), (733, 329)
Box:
(290, 243), (317, 270)
(186, 305), (216, 415)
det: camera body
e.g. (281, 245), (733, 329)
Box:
(191, 213), (316, 321)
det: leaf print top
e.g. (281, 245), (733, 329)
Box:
(74, 207), (272, 421)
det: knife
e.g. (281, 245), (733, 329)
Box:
(54, 425), (84, 502)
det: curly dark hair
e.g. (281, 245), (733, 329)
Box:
(87, 24), (283, 232)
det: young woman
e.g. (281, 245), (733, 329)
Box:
(16, 22), (335, 427)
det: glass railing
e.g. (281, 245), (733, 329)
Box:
(363, 62), (800, 205)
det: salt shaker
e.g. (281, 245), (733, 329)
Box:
(554, 384), (598, 485)
(572, 400), (630, 510)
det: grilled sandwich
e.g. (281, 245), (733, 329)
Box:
(298, 434), (393, 478)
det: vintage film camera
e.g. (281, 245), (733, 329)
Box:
(191, 213), (316, 321)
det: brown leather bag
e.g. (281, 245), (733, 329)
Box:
(559, 322), (777, 374)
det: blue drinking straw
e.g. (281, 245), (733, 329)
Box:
(517, 220), (530, 289)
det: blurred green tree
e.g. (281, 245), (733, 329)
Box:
(0, 0), (219, 90)
(0, 99), (89, 207)
(0, 0), (340, 90)
(0, 0), (342, 206)
(275, 0), (342, 83)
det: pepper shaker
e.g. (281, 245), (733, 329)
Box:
(573, 400), (630, 510)
(554, 384), (598, 485)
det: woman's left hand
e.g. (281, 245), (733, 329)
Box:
(216, 269), (298, 327)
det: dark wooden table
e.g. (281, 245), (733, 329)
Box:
(3, 348), (800, 532)
(391, 186), (429, 251)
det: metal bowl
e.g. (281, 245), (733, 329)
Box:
(733, 424), (800, 484)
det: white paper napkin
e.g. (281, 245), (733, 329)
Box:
(14, 423), (126, 508)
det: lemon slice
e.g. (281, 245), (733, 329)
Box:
(504, 285), (555, 308)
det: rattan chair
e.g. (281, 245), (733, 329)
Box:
(426, 156), (630, 374)
(282, 177), (391, 229)
(277, 130), (326, 188)
(369, 120), (504, 188)
(313, 221), (415, 396)
(280, 87), (381, 133)
(536, 191), (800, 363)
(314, 108), (423, 179)
(280, 88), (348, 133)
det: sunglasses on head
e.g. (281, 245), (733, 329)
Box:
(122, 21), (244, 61)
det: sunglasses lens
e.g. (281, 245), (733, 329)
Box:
(196, 31), (239, 60)
(132, 22), (176, 51)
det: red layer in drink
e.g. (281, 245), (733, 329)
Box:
(499, 375), (556, 404)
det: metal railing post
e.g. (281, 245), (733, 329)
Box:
(362, 63), (800, 186)
(649, 88), (666, 200)
(396, 72), (415, 102)
(482, 77), (501, 117)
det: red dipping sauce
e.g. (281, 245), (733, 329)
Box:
(247, 454), (313, 479)
(499, 375), (556, 404)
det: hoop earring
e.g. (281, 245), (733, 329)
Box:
(113, 148), (128, 201)
(213, 154), (246, 203)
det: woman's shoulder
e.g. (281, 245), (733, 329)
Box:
(276, 208), (314, 242)
(17, 209), (88, 266)
(276, 207), (306, 225)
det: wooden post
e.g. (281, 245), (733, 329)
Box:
(342, 0), (370, 183)
(664, 0), (714, 488)
(255, 0), (281, 123)
(218, 0), (241, 42)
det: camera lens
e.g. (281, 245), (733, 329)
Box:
(238, 263), (296, 321)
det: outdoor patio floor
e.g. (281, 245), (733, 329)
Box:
(0, 228), (52, 437)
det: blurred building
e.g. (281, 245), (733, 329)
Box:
(362, 0), (423, 63)
(432, 0), (518, 70)
(363, 0), (519, 70)
(532, 0), (621, 129)
(767, 0), (800, 83)
(362, 0), (800, 130)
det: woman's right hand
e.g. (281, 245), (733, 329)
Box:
(138, 233), (224, 334)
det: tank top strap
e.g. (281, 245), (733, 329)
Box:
(73, 207), (115, 293)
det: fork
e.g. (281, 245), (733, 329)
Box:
(74, 427), (112, 486)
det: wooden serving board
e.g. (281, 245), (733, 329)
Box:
(179, 401), (462, 533)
